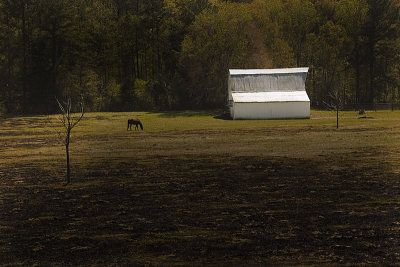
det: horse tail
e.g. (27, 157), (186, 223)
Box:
(139, 121), (143, 130)
(127, 120), (130, 130)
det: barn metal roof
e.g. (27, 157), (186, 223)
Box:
(229, 68), (309, 76)
(231, 91), (310, 103)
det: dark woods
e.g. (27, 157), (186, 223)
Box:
(0, 0), (399, 114)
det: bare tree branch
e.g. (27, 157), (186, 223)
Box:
(71, 95), (85, 129)
(56, 98), (66, 115)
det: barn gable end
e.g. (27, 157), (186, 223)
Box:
(228, 68), (310, 120)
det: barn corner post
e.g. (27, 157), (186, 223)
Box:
(55, 95), (85, 186)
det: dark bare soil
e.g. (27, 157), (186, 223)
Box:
(1, 150), (400, 265)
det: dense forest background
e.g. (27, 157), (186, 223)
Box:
(0, 0), (399, 114)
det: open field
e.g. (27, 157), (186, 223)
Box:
(1, 110), (400, 265)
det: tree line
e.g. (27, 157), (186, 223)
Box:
(0, 0), (399, 114)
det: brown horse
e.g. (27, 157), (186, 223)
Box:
(127, 118), (143, 131)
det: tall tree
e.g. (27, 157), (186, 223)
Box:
(335, 0), (368, 103)
(365, 0), (399, 103)
(179, 2), (252, 107)
(306, 21), (347, 107)
(279, 0), (317, 67)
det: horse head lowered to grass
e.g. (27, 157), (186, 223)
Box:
(127, 118), (143, 131)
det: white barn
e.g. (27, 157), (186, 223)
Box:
(228, 68), (310, 120)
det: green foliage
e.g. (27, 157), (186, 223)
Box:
(279, 0), (317, 66)
(134, 79), (153, 109)
(179, 2), (252, 107)
(270, 38), (296, 68)
(0, 0), (399, 113)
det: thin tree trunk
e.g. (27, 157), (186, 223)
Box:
(22, 1), (27, 113)
(6, 11), (12, 108)
(66, 143), (70, 185)
(65, 130), (71, 185)
(136, 33), (140, 78)
(369, 54), (375, 103)
(336, 108), (339, 129)
(391, 81), (394, 111)
(135, 0), (140, 79)
(355, 40), (361, 103)
(51, 26), (58, 111)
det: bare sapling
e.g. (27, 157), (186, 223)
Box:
(55, 95), (85, 185)
(324, 88), (342, 129)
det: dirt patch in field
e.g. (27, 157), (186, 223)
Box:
(1, 151), (400, 265)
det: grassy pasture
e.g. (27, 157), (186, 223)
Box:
(1, 109), (400, 265)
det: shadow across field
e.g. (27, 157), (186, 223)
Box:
(1, 151), (400, 265)
(213, 113), (232, 120)
(156, 110), (219, 118)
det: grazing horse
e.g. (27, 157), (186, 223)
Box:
(127, 118), (143, 131)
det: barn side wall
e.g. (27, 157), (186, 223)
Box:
(232, 102), (310, 120)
